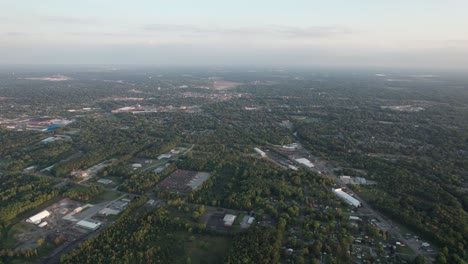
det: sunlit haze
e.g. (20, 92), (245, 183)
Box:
(1, 0), (468, 69)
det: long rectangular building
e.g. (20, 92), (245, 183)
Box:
(76, 220), (101, 230)
(27, 210), (50, 224)
(332, 188), (361, 207)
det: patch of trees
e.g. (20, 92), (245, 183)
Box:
(61, 205), (190, 264)
(63, 184), (105, 202)
(226, 225), (282, 264)
(0, 174), (57, 223)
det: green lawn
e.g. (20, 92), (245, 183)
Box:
(89, 190), (123, 204)
(175, 234), (231, 264)
(397, 245), (414, 255)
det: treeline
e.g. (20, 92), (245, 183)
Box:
(0, 174), (57, 222)
(63, 184), (105, 202)
(61, 206), (190, 264)
(226, 225), (283, 264)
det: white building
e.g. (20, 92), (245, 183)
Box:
(76, 220), (101, 230)
(295, 158), (315, 168)
(97, 179), (113, 185)
(38, 222), (48, 228)
(27, 210), (50, 224)
(157, 154), (172, 160)
(340, 175), (352, 184)
(332, 188), (361, 207)
(223, 214), (237, 227)
(253, 148), (266, 157)
(99, 208), (120, 216)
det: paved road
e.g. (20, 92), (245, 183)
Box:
(37, 225), (105, 264)
(293, 136), (434, 263)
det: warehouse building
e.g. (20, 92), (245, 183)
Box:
(27, 210), (50, 224)
(332, 188), (361, 207)
(76, 220), (101, 231)
(253, 148), (266, 157)
(223, 214), (237, 227)
(295, 158), (315, 168)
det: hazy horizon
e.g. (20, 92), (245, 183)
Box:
(1, 1), (468, 70)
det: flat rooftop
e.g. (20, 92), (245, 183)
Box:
(157, 170), (211, 194)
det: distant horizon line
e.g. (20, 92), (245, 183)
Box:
(1, 63), (467, 73)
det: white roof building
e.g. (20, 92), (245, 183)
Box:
(27, 210), (50, 224)
(76, 220), (101, 230)
(295, 158), (315, 168)
(99, 208), (120, 216)
(38, 222), (48, 228)
(157, 154), (172, 160)
(332, 188), (361, 207)
(253, 148), (266, 157)
(97, 179), (113, 185)
(223, 214), (237, 227)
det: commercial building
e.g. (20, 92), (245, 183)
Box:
(253, 148), (266, 157)
(97, 179), (113, 185)
(76, 220), (101, 231)
(223, 214), (237, 227)
(99, 208), (120, 216)
(332, 188), (361, 207)
(295, 158), (315, 168)
(157, 154), (172, 160)
(41, 137), (56, 144)
(27, 210), (50, 224)
(340, 175), (367, 185)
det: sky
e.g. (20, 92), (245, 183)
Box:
(1, 0), (468, 69)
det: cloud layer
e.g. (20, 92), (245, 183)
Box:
(144, 24), (355, 38)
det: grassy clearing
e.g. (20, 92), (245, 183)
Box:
(89, 190), (123, 204)
(175, 234), (231, 264)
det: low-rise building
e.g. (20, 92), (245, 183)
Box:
(223, 214), (237, 227)
(332, 188), (361, 207)
(253, 148), (266, 157)
(27, 210), (50, 224)
(76, 220), (101, 230)
(295, 158), (315, 168)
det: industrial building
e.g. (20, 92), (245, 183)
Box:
(253, 148), (266, 157)
(99, 208), (120, 216)
(295, 158), (315, 168)
(27, 210), (50, 224)
(340, 175), (367, 185)
(76, 220), (101, 231)
(41, 137), (56, 144)
(157, 170), (211, 194)
(223, 214), (237, 227)
(157, 154), (172, 160)
(332, 188), (361, 207)
(97, 178), (113, 185)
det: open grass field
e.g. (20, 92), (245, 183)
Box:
(174, 234), (231, 264)
(89, 190), (123, 204)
